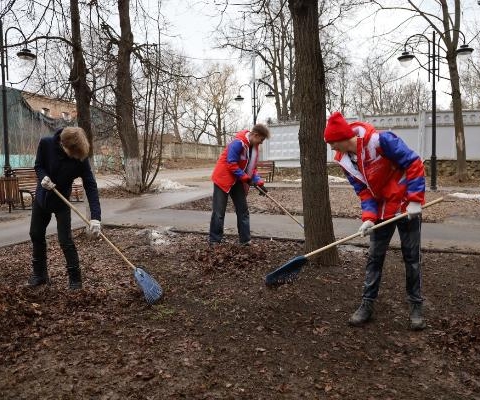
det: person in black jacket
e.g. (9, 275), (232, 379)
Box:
(27, 127), (102, 290)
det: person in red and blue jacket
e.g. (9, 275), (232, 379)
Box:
(209, 124), (271, 246)
(324, 112), (427, 331)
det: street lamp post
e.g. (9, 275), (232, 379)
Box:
(234, 55), (274, 125)
(398, 30), (473, 191)
(0, 20), (36, 176)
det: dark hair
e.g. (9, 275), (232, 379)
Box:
(251, 123), (271, 139)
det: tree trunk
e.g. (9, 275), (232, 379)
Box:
(69, 0), (94, 222)
(288, 0), (338, 264)
(69, 0), (93, 151)
(440, 0), (468, 182)
(116, 0), (141, 193)
(447, 54), (468, 181)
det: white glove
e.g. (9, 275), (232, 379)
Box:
(406, 202), (422, 220)
(89, 219), (101, 237)
(358, 220), (375, 237)
(41, 176), (56, 190)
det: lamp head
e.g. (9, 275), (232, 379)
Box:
(456, 44), (474, 59)
(397, 51), (415, 68)
(234, 94), (244, 101)
(17, 48), (37, 61)
(265, 91), (275, 98)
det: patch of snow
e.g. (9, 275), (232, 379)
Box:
(149, 229), (169, 246)
(281, 176), (348, 183)
(281, 178), (302, 183)
(328, 175), (348, 183)
(135, 227), (171, 246)
(155, 179), (190, 191)
(450, 192), (480, 200)
(282, 175), (348, 183)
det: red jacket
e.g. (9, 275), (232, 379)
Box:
(211, 130), (262, 193)
(334, 122), (425, 221)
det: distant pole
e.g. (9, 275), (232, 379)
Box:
(430, 31), (437, 191)
(0, 18), (11, 176)
(251, 55), (257, 125)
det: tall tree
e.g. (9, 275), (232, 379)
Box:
(116, 0), (141, 193)
(218, 0), (295, 121)
(372, 0), (473, 181)
(288, 0), (338, 263)
(69, 0), (93, 154)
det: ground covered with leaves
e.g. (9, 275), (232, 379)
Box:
(1, 228), (480, 399)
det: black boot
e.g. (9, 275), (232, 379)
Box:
(67, 267), (82, 290)
(409, 302), (426, 331)
(27, 263), (50, 287)
(348, 299), (374, 326)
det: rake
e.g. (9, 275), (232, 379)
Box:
(52, 187), (163, 304)
(254, 185), (304, 229)
(265, 197), (444, 288)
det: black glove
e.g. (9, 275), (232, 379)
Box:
(255, 184), (268, 196)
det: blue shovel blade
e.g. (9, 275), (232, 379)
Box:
(265, 255), (308, 287)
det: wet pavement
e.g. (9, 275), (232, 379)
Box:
(1, 168), (480, 254)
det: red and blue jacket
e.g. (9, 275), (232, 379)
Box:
(334, 121), (425, 222)
(211, 129), (262, 193)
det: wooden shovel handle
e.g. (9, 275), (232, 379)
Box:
(52, 187), (136, 270)
(305, 197), (444, 259)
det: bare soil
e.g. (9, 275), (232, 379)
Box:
(1, 228), (480, 399)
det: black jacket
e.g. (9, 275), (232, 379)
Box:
(34, 129), (101, 220)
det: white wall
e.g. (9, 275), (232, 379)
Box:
(264, 110), (480, 167)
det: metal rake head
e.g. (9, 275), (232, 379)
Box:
(134, 267), (163, 305)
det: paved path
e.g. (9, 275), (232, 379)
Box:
(1, 168), (480, 253)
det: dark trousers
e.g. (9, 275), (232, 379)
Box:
(209, 182), (250, 244)
(29, 201), (79, 272)
(363, 216), (423, 304)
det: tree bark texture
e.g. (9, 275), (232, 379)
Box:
(69, 0), (93, 154)
(288, 0), (338, 264)
(447, 54), (468, 181)
(116, 0), (141, 193)
(440, 0), (468, 181)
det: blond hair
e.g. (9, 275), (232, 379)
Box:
(60, 127), (90, 161)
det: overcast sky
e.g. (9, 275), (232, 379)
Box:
(161, 0), (480, 115)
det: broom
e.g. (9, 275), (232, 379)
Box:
(52, 187), (163, 304)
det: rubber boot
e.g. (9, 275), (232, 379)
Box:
(409, 302), (426, 331)
(67, 267), (82, 290)
(348, 299), (374, 326)
(27, 262), (50, 287)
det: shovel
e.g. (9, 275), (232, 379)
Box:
(52, 187), (163, 304)
(254, 185), (304, 229)
(265, 197), (444, 288)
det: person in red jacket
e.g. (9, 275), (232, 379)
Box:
(324, 112), (426, 330)
(209, 124), (271, 246)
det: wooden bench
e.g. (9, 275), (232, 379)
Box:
(11, 167), (84, 209)
(0, 176), (20, 213)
(256, 160), (275, 183)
